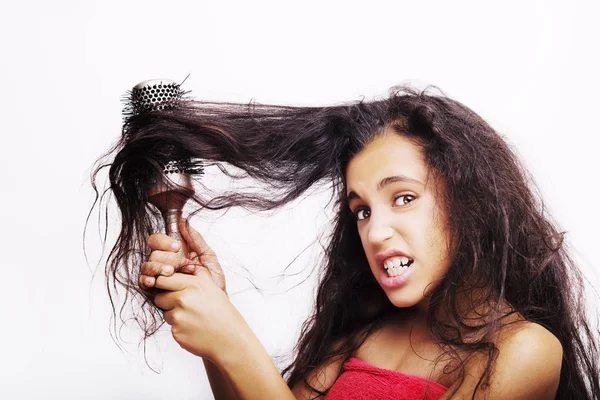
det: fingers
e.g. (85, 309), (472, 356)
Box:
(139, 274), (155, 291)
(177, 264), (203, 275)
(142, 261), (175, 277)
(147, 233), (182, 253)
(178, 220), (227, 293)
(179, 219), (217, 261)
(139, 261), (176, 290)
(162, 308), (176, 326)
(153, 290), (178, 311)
(149, 250), (190, 270)
(140, 231), (199, 293)
(155, 267), (212, 292)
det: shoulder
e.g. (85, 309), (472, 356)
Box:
(450, 321), (563, 400)
(493, 322), (563, 388)
(496, 321), (563, 363)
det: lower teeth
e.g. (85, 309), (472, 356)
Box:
(386, 264), (410, 277)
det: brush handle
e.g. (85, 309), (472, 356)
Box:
(163, 209), (190, 259)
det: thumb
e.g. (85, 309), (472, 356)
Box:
(179, 219), (217, 262)
(179, 219), (227, 294)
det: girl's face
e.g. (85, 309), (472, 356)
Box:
(346, 132), (452, 308)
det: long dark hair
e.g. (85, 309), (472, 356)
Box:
(90, 86), (599, 399)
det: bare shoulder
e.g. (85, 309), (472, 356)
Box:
(496, 321), (563, 362)
(447, 321), (563, 400)
(492, 322), (562, 397)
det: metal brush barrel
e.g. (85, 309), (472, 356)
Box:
(130, 79), (184, 114)
(146, 172), (194, 259)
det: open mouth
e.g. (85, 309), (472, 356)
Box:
(383, 256), (414, 277)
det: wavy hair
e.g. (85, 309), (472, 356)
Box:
(90, 86), (599, 399)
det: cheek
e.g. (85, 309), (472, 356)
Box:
(423, 217), (452, 275)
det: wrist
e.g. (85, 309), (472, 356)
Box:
(215, 324), (262, 374)
(205, 301), (255, 367)
(213, 329), (295, 400)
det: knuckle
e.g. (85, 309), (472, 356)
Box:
(176, 264), (190, 274)
(171, 311), (184, 327)
(141, 262), (159, 277)
(148, 251), (159, 262)
(149, 250), (171, 264)
(148, 233), (173, 251)
(181, 264), (197, 274)
(174, 254), (188, 267)
(171, 325), (182, 341)
(147, 234), (160, 248)
(175, 295), (186, 308)
(141, 261), (152, 274)
(151, 263), (164, 276)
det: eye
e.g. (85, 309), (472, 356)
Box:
(394, 194), (415, 206)
(354, 207), (371, 221)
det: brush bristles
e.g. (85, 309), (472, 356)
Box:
(163, 159), (204, 175)
(122, 80), (189, 119)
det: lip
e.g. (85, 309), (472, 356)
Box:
(380, 266), (414, 289)
(375, 248), (413, 270)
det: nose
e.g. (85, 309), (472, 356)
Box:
(367, 212), (394, 245)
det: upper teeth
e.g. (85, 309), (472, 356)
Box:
(383, 256), (411, 270)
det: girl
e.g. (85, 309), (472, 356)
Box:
(99, 87), (599, 399)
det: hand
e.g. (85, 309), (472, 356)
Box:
(152, 267), (251, 363)
(138, 219), (227, 294)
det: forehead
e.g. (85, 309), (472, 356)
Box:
(346, 133), (428, 191)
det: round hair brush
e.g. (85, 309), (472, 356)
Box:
(126, 78), (204, 258)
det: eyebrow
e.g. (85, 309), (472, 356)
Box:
(347, 175), (424, 202)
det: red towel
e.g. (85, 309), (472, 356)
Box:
(325, 358), (447, 400)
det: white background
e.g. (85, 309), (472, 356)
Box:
(1, 1), (599, 399)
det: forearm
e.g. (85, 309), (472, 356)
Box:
(204, 358), (239, 400)
(217, 331), (296, 400)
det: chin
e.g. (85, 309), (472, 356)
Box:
(382, 286), (425, 309)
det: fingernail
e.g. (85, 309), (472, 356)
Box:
(171, 241), (180, 251)
(163, 266), (174, 275)
(144, 277), (153, 286)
